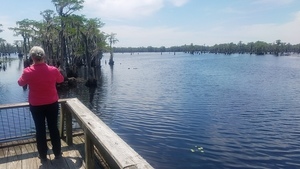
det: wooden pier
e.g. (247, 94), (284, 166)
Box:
(0, 98), (154, 169)
(0, 133), (100, 169)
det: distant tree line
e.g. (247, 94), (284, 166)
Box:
(114, 40), (300, 56)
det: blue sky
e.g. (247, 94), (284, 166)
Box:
(0, 0), (300, 47)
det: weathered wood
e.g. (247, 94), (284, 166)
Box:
(0, 135), (100, 169)
(0, 142), (8, 168)
(57, 135), (84, 169)
(73, 135), (89, 168)
(66, 98), (153, 169)
(20, 139), (38, 169)
(0, 102), (29, 109)
(68, 136), (86, 169)
(60, 102), (73, 145)
(85, 130), (95, 169)
(6, 144), (21, 169)
(59, 102), (66, 139)
(0, 98), (74, 110)
(0, 98), (153, 169)
(65, 104), (73, 145)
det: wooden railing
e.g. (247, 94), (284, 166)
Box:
(0, 98), (154, 169)
(62, 98), (153, 169)
(0, 98), (75, 142)
(0, 101), (36, 142)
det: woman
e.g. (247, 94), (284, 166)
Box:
(18, 46), (64, 161)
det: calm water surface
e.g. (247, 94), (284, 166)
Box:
(1, 53), (300, 169)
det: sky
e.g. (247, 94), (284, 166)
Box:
(0, 0), (300, 48)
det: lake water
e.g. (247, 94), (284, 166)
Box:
(1, 52), (300, 169)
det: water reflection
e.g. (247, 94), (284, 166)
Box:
(0, 57), (10, 72)
(85, 74), (97, 104)
(58, 65), (105, 110)
(0, 62), (6, 72)
(3, 53), (300, 169)
(109, 64), (114, 85)
(18, 58), (23, 71)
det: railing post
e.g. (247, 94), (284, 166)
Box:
(60, 102), (73, 145)
(85, 129), (95, 169)
(65, 98), (154, 168)
(59, 102), (65, 138)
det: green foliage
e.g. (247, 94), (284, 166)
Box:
(52, 0), (84, 16)
(114, 40), (300, 56)
(7, 0), (107, 71)
(2, 0), (300, 59)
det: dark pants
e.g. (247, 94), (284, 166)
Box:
(30, 102), (61, 158)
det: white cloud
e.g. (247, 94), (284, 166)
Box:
(83, 0), (189, 20)
(236, 11), (300, 44)
(102, 25), (192, 47)
(104, 10), (300, 47)
(83, 0), (164, 20)
(1, 1), (299, 47)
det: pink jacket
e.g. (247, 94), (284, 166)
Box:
(18, 63), (64, 106)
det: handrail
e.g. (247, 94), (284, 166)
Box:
(0, 98), (76, 143)
(0, 98), (72, 109)
(64, 98), (153, 169)
(0, 98), (154, 169)
(0, 102), (29, 109)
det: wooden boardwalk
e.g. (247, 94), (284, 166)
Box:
(0, 134), (105, 169)
(0, 98), (153, 169)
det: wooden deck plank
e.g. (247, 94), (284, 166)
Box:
(60, 138), (85, 169)
(26, 138), (41, 168)
(6, 146), (21, 169)
(1, 136), (118, 169)
(0, 143), (8, 169)
(71, 136), (86, 169)
(20, 140), (38, 169)
(0, 135), (92, 169)
(43, 139), (84, 169)
(50, 158), (70, 169)
(14, 140), (29, 169)
(62, 149), (85, 169)
(23, 139), (40, 168)
(47, 141), (54, 160)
